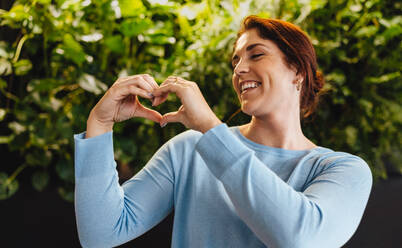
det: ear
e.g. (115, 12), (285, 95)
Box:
(292, 72), (304, 85)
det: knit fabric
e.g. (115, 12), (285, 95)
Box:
(74, 123), (372, 248)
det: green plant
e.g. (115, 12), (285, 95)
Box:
(1, 0), (401, 201)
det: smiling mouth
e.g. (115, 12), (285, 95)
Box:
(240, 81), (261, 94)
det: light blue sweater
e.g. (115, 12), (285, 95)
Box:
(74, 123), (372, 248)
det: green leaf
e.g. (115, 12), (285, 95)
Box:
(8, 121), (26, 134)
(78, 73), (108, 95)
(366, 72), (401, 84)
(179, 2), (207, 20)
(0, 41), (13, 59)
(146, 45), (165, 57)
(27, 78), (64, 92)
(0, 108), (5, 121)
(345, 126), (358, 147)
(37, 0), (52, 4)
(0, 135), (14, 144)
(382, 24), (402, 42)
(13, 59), (32, 75)
(61, 34), (86, 66)
(32, 171), (49, 192)
(118, 0), (146, 18)
(56, 160), (74, 183)
(145, 34), (176, 45)
(355, 26), (378, 38)
(0, 78), (6, 89)
(0, 58), (12, 76)
(1, 4), (30, 22)
(120, 18), (153, 37)
(58, 186), (74, 202)
(104, 35), (125, 54)
(0, 173), (19, 200)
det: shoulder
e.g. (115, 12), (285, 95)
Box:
(312, 148), (372, 182)
(314, 148), (366, 165)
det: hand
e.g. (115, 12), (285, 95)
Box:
(152, 76), (222, 133)
(86, 74), (162, 138)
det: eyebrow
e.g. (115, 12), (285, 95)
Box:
(232, 43), (269, 61)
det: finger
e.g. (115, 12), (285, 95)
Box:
(135, 104), (163, 123)
(152, 93), (169, 106)
(142, 74), (159, 89)
(160, 110), (182, 127)
(119, 75), (154, 93)
(152, 76), (178, 106)
(167, 76), (192, 86)
(160, 76), (179, 87)
(152, 85), (181, 107)
(141, 74), (160, 105)
(115, 84), (153, 101)
(153, 76), (192, 106)
(121, 79), (155, 102)
(152, 83), (183, 99)
(114, 75), (137, 86)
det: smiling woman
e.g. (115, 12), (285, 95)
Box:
(74, 15), (372, 248)
(232, 16), (325, 120)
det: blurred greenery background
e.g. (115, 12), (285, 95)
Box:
(0, 0), (401, 202)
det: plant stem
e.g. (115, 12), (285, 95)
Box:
(12, 34), (29, 63)
(5, 164), (28, 186)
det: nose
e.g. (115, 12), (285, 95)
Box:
(234, 58), (250, 76)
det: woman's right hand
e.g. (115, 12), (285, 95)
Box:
(86, 74), (163, 138)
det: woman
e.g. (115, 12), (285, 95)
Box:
(74, 16), (372, 248)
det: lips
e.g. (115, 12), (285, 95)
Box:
(239, 80), (261, 93)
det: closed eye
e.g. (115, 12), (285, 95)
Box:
(251, 54), (264, 59)
(231, 54), (264, 69)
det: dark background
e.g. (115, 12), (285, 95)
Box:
(1, 170), (402, 248)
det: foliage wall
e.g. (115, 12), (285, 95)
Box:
(0, 0), (401, 201)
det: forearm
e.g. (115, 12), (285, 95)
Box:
(195, 124), (372, 247)
(74, 131), (175, 247)
(74, 131), (128, 247)
(211, 153), (324, 247)
(85, 111), (113, 138)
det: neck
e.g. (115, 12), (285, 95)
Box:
(239, 110), (316, 150)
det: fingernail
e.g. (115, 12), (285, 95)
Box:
(160, 122), (167, 128)
(147, 93), (154, 98)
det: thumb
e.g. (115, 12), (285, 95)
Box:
(135, 104), (163, 123)
(160, 110), (182, 127)
(152, 93), (168, 107)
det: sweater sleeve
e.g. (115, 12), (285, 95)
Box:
(195, 124), (372, 248)
(74, 131), (174, 248)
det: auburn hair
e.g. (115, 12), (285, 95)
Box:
(234, 15), (325, 119)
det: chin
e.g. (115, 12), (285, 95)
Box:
(241, 101), (272, 118)
(240, 103), (259, 116)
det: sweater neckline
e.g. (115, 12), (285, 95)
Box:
(231, 126), (324, 157)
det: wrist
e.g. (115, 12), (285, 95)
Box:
(200, 117), (222, 134)
(86, 114), (114, 138)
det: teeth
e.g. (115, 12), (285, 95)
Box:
(241, 81), (260, 93)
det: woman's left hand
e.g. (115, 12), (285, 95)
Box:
(151, 76), (222, 133)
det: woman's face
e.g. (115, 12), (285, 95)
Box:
(232, 29), (300, 118)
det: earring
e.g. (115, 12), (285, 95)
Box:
(296, 80), (302, 91)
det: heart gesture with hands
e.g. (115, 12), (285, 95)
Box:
(152, 76), (222, 133)
(86, 74), (221, 138)
(86, 74), (163, 138)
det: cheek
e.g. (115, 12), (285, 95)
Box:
(232, 74), (238, 91)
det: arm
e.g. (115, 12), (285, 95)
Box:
(195, 124), (372, 248)
(74, 131), (174, 248)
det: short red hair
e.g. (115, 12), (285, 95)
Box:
(234, 15), (325, 118)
